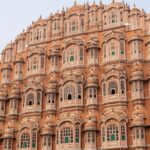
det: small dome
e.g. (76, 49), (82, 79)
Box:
(48, 13), (53, 20)
(67, 4), (83, 14)
(15, 57), (24, 63)
(4, 127), (14, 138)
(130, 4), (141, 15)
(106, 0), (124, 11)
(133, 106), (144, 116)
(87, 70), (98, 87)
(85, 120), (97, 128)
(53, 12), (61, 20)
(86, 111), (97, 120)
(99, 1), (104, 8)
(0, 88), (7, 100)
(1, 64), (11, 70)
(90, 1), (98, 9)
(46, 80), (57, 94)
(87, 37), (99, 50)
(130, 63), (143, 80)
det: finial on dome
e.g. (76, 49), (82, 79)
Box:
(100, 0), (102, 4)
(133, 3), (136, 8)
(74, 0), (77, 6)
(112, 0), (115, 3)
(93, 1), (95, 4)
(61, 7), (65, 14)
(39, 15), (42, 20)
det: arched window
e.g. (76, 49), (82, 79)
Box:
(90, 11), (96, 24)
(4, 139), (12, 150)
(79, 48), (83, 61)
(43, 135), (51, 147)
(77, 84), (82, 99)
(120, 40), (125, 55)
(86, 131), (96, 143)
(48, 94), (55, 104)
(32, 130), (37, 148)
(120, 80), (125, 94)
(103, 83), (106, 96)
(64, 22), (67, 34)
(60, 128), (73, 143)
(89, 88), (92, 98)
(59, 87), (63, 102)
(41, 56), (45, 69)
(63, 51), (66, 64)
(75, 125), (80, 143)
(109, 81), (118, 95)
(26, 93), (34, 106)
(107, 124), (119, 142)
(56, 130), (59, 144)
(32, 57), (38, 70)
(37, 92), (41, 105)
(121, 124), (126, 141)
(68, 47), (76, 62)
(109, 12), (118, 24)
(110, 42), (116, 56)
(69, 20), (78, 33)
(102, 127), (105, 142)
(64, 85), (75, 100)
(103, 44), (107, 59)
(21, 133), (30, 148)
(43, 28), (46, 39)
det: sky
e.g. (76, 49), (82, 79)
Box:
(0, 0), (149, 51)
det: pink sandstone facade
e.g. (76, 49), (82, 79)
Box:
(1, 0), (150, 150)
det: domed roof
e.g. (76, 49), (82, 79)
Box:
(9, 86), (20, 99)
(90, 1), (98, 10)
(46, 78), (57, 94)
(99, 0), (104, 8)
(130, 63), (143, 81)
(84, 120), (97, 131)
(1, 64), (12, 70)
(31, 16), (47, 28)
(130, 4), (141, 15)
(15, 57), (24, 63)
(41, 125), (53, 135)
(53, 11), (61, 20)
(49, 45), (60, 57)
(132, 106), (144, 116)
(105, 0), (124, 11)
(0, 87), (7, 100)
(87, 37), (99, 50)
(85, 120), (96, 128)
(87, 69), (98, 87)
(67, 3), (83, 14)
(86, 111), (97, 120)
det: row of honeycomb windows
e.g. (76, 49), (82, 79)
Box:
(3, 125), (145, 150)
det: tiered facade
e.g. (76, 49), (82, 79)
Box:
(1, 0), (150, 150)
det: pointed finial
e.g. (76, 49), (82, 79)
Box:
(93, 1), (95, 4)
(112, 0), (115, 3)
(74, 0), (77, 5)
(62, 7), (65, 13)
(100, 0), (102, 4)
(39, 15), (42, 20)
(133, 3), (136, 8)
